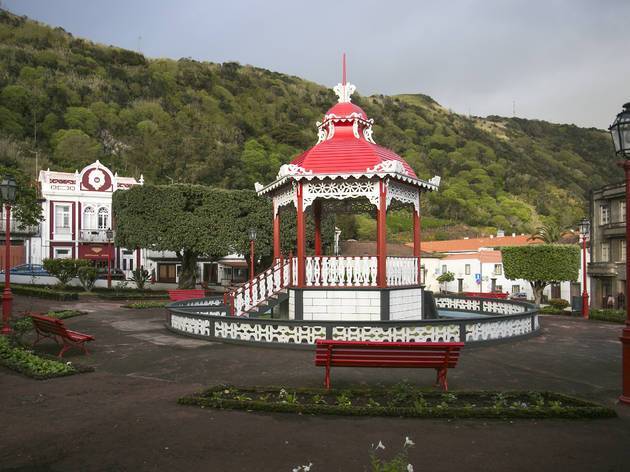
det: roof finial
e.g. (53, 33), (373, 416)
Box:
(333, 53), (355, 103)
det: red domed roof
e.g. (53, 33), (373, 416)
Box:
(325, 102), (367, 120)
(291, 125), (417, 178)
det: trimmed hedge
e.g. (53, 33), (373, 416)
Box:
(590, 309), (626, 324)
(122, 301), (168, 309)
(0, 284), (78, 301)
(98, 292), (169, 300)
(179, 385), (616, 420)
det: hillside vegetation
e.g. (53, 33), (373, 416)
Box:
(0, 9), (618, 239)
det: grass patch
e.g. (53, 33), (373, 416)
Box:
(0, 335), (85, 379)
(590, 309), (625, 324)
(179, 384), (616, 419)
(122, 300), (168, 309)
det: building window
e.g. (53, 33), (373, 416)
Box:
(512, 284), (520, 294)
(494, 264), (502, 275)
(620, 240), (626, 262)
(601, 242), (610, 262)
(83, 207), (96, 229)
(465, 264), (471, 275)
(600, 205), (610, 225)
(53, 247), (71, 259)
(620, 201), (626, 223)
(97, 207), (109, 229)
(54, 204), (71, 233)
(441, 264), (447, 274)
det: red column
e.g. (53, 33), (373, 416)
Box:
(581, 236), (589, 319)
(620, 160), (630, 404)
(376, 180), (387, 287)
(2, 204), (13, 334)
(296, 181), (306, 287)
(413, 204), (421, 285)
(314, 200), (322, 256)
(273, 206), (281, 260)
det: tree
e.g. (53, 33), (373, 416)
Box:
(501, 245), (579, 305)
(436, 271), (455, 292)
(52, 129), (101, 169)
(529, 223), (568, 244)
(113, 185), (273, 288)
(43, 258), (89, 288)
(0, 158), (43, 226)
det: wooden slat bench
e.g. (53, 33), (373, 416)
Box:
(315, 340), (464, 391)
(167, 289), (206, 301)
(29, 313), (95, 358)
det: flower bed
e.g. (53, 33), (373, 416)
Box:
(179, 385), (616, 419)
(0, 336), (90, 379)
(11, 310), (86, 338)
(122, 301), (168, 309)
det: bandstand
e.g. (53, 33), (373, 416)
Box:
(228, 69), (441, 321)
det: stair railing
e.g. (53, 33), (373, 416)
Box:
(227, 256), (293, 317)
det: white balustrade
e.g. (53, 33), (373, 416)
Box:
(232, 259), (291, 317)
(305, 256), (377, 287)
(386, 257), (418, 286)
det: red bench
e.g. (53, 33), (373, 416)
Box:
(29, 313), (95, 358)
(167, 289), (206, 301)
(315, 340), (464, 391)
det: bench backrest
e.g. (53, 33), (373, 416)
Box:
(29, 314), (70, 337)
(315, 340), (464, 368)
(168, 289), (206, 301)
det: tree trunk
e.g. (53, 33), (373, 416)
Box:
(530, 281), (547, 306)
(178, 249), (197, 289)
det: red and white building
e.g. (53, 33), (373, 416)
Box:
(30, 160), (144, 273)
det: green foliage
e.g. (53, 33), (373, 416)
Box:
(436, 271), (455, 283)
(0, 283), (79, 300)
(548, 298), (570, 310)
(77, 265), (98, 292)
(0, 9), (618, 235)
(11, 309), (85, 338)
(590, 309), (626, 323)
(0, 335), (78, 379)
(529, 223), (567, 244)
(131, 267), (151, 290)
(42, 258), (89, 287)
(122, 300), (167, 309)
(502, 245), (579, 304)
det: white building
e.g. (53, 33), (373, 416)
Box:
(420, 234), (590, 304)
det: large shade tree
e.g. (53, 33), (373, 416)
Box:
(0, 161), (43, 226)
(501, 245), (579, 305)
(113, 185), (273, 288)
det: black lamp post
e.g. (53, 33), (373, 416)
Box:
(609, 102), (630, 404)
(578, 218), (590, 319)
(106, 228), (114, 289)
(248, 228), (257, 284)
(0, 175), (17, 335)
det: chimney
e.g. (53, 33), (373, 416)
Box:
(489, 235), (494, 239)
(497, 229), (505, 237)
(512, 233), (516, 237)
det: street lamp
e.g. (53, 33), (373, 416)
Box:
(106, 228), (114, 289)
(0, 175), (17, 335)
(248, 228), (257, 284)
(609, 102), (630, 404)
(578, 218), (590, 319)
(334, 227), (342, 256)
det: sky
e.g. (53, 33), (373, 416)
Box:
(4, 0), (630, 129)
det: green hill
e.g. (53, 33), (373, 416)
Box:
(0, 9), (618, 237)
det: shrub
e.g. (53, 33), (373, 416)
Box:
(43, 258), (89, 287)
(590, 309), (625, 323)
(548, 298), (570, 310)
(123, 301), (167, 309)
(77, 265), (98, 292)
(0, 284), (79, 301)
(131, 267), (151, 290)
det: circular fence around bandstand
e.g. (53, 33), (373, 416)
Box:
(164, 294), (539, 348)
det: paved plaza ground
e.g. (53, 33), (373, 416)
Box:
(1, 295), (630, 471)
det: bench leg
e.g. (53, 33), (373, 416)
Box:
(436, 368), (448, 391)
(57, 343), (71, 358)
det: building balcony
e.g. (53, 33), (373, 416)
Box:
(601, 221), (626, 238)
(0, 219), (39, 236)
(588, 261), (619, 277)
(78, 229), (115, 243)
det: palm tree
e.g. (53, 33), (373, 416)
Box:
(528, 223), (568, 244)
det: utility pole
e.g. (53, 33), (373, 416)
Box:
(512, 100), (516, 117)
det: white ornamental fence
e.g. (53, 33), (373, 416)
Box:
(305, 256), (377, 287)
(386, 257), (418, 286)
